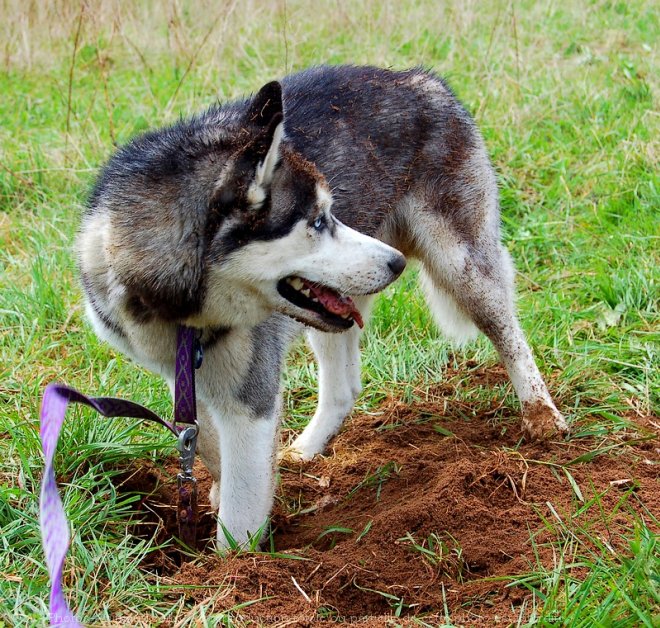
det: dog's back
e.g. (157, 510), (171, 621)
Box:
(280, 66), (490, 244)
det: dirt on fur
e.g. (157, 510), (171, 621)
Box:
(118, 366), (659, 627)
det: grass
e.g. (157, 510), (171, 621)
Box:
(0, 0), (658, 625)
(508, 494), (659, 626)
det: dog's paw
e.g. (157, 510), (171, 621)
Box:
(522, 401), (569, 441)
(279, 436), (323, 463)
(278, 445), (316, 463)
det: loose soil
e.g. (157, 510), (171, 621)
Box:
(117, 367), (659, 626)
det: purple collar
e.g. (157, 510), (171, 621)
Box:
(39, 325), (200, 626)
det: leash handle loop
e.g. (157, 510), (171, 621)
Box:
(39, 326), (200, 625)
(39, 384), (85, 627)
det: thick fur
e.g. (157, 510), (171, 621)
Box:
(79, 65), (567, 548)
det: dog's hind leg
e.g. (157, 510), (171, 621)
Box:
(419, 268), (479, 345)
(417, 234), (567, 440)
(285, 296), (374, 461)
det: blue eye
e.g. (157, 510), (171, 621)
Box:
(313, 215), (326, 231)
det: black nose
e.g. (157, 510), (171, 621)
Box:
(388, 254), (407, 277)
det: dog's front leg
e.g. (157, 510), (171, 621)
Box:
(214, 408), (278, 549)
(194, 317), (292, 548)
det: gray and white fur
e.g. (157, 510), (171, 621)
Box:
(78, 65), (567, 548)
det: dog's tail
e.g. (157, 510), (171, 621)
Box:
(418, 268), (480, 345)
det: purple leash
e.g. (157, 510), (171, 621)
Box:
(39, 326), (201, 626)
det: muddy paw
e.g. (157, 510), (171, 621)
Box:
(522, 401), (569, 441)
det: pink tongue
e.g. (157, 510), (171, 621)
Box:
(307, 283), (364, 328)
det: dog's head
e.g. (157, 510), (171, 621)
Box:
(83, 82), (405, 332)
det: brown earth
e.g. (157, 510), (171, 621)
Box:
(117, 367), (659, 627)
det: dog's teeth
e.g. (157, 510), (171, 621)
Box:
(289, 277), (304, 290)
(301, 288), (311, 298)
(340, 313), (351, 319)
(311, 297), (319, 303)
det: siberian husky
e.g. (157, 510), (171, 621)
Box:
(78, 65), (567, 547)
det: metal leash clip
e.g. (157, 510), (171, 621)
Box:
(176, 423), (199, 548)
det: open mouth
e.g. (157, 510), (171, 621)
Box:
(277, 276), (364, 330)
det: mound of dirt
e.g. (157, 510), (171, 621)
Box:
(117, 370), (658, 626)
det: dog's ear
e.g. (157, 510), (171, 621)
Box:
(250, 113), (284, 192)
(236, 83), (285, 208)
(208, 82), (284, 215)
(246, 81), (285, 190)
(245, 81), (283, 129)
